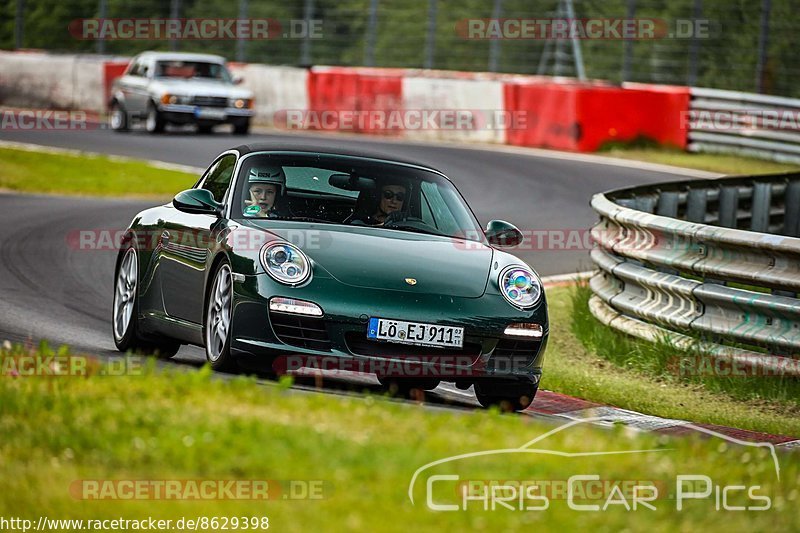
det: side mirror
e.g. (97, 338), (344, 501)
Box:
(173, 189), (223, 216)
(232, 75), (244, 85)
(485, 220), (523, 248)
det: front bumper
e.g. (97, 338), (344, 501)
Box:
(229, 274), (548, 384)
(158, 103), (254, 124)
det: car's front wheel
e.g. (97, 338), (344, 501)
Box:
(145, 103), (165, 133)
(109, 102), (128, 132)
(232, 118), (250, 135)
(474, 381), (538, 412)
(204, 261), (238, 372)
(112, 246), (179, 358)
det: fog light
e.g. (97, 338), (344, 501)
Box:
(269, 297), (323, 317)
(504, 323), (543, 338)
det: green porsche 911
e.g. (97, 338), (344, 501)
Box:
(112, 144), (548, 410)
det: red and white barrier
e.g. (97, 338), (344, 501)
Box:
(402, 76), (506, 144)
(1, 50), (691, 153)
(0, 50), (109, 112)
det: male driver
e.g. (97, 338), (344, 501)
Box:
(368, 182), (407, 225)
(244, 164), (286, 217)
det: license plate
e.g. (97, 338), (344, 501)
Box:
(367, 318), (464, 349)
(194, 107), (226, 120)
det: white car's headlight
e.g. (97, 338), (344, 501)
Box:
(260, 242), (311, 285)
(499, 265), (541, 309)
(161, 94), (192, 105)
(231, 98), (252, 109)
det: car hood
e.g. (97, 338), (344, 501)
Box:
(245, 223), (494, 298)
(151, 79), (252, 99)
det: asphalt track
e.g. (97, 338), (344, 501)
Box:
(0, 127), (697, 414)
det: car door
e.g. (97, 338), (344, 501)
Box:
(160, 154), (237, 325)
(123, 58), (150, 117)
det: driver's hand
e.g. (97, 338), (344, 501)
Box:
(244, 191), (267, 217)
(383, 211), (406, 225)
(244, 190), (259, 207)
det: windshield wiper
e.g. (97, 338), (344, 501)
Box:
(384, 224), (447, 237)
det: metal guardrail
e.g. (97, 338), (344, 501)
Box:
(688, 87), (800, 165)
(589, 172), (800, 374)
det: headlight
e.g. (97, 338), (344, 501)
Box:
(161, 94), (191, 105)
(232, 98), (251, 109)
(260, 242), (312, 285)
(499, 265), (541, 309)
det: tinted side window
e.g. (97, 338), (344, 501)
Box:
(128, 60), (144, 77)
(201, 155), (237, 204)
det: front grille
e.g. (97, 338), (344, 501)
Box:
(269, 312), (331, 351)
(345, 332), (482, 359)
(490, 338), (542, 368)
(192, 96), (228, 108)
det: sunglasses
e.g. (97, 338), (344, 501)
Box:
(382, 190), (406, 202)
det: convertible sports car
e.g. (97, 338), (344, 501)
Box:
(112, 144), (548, 410)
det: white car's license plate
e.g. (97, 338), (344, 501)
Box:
(367, 318), (464, 349)
(194, 107), (226, 120)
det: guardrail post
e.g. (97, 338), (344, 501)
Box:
(656, 191), (680, 218)
(751, 182), (772, 233)
(718, 185), (740, 228)
(784, 180), (800, 237)
(634, 194), (657, 214)
(686, 188), (708, 223)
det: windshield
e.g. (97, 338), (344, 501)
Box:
(155, 60), (232, 82)
(231, 152), (486, 243)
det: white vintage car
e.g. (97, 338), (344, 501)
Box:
(109, 51), (255, 135)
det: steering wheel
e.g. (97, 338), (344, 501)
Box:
(382, 212), (436, 231)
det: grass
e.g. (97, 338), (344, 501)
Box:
(540, 283), (800, 437)
(1, 342), (798, 531)
(3, 141), (799, 205)
(0, 147), (198, 198)
(597, 146), (800, 175)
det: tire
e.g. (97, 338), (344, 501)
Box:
(145, 102), (165, 133)
(197, 123), (214, 134)
(232, 118), (250, 135)
(112, 247), (179, 358)
(475, 381), (539, 412)
(204, 261), (239, 372)
(109, 101), (129, 132)
(378, 376), (440, 398)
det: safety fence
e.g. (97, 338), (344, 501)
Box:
(687, 87), (800, 165)
(589, 173), (800, 374)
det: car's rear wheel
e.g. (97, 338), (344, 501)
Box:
(109, 102), (128, 132)
(474, 381), (538, 412)
(145, 103), (165, 133)
(204, 261), (238, 372)
(112, 247), (179, 358)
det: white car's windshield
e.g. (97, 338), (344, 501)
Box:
(155, 60), (232, 82)
(231, 153), (486, 243)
